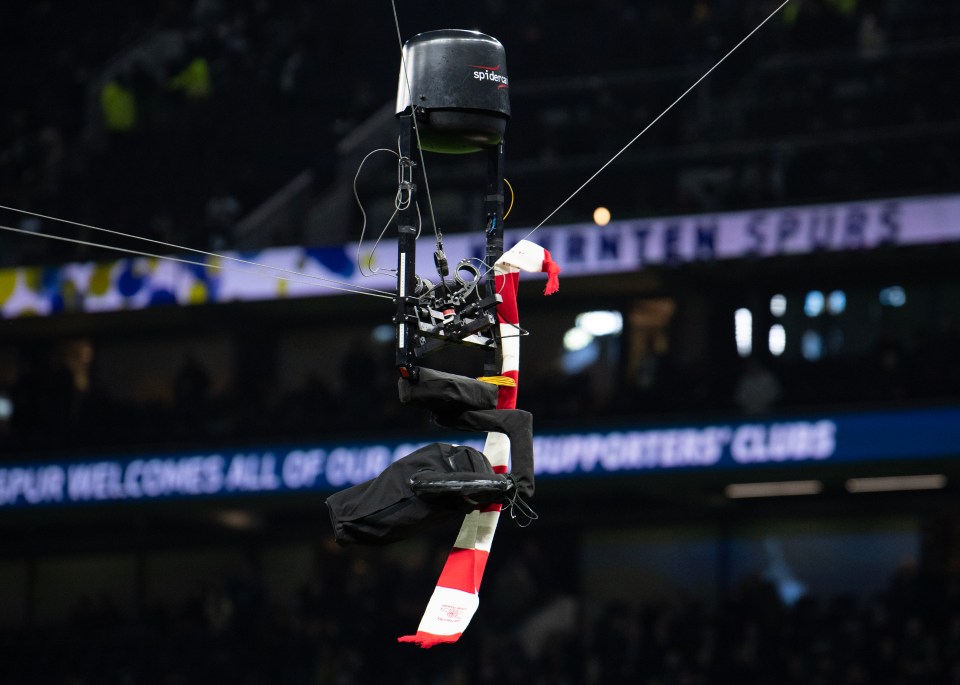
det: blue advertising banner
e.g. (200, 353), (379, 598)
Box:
(1, 406), (959, 509)
(534, 407), (960, 477)
(3, 193), (960, 319)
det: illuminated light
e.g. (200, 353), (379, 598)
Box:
(725, 480), (823, 498)
(879, 286), (906, 307)
(575, 310), (623, 336)
(804, 290), (824, 317)
(371, 324), (394, 343)
(801, 330), (823, 361)
(846, 474), (947, 493)
(770, 294), (787, 317)
(827, 290), (846, 315)
(735, 308), (752, 357)
(769, 324), (786, 356)
(563, 327), (595, 352)
(215, 509), (261, 530)
(562, 329), (599, 373)
(593, 206), (611, 226)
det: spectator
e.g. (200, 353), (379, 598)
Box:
(733, 359), (782, 415)
(100, 71), (138, 134)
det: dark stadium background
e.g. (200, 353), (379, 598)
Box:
(2, 1), (960, 683)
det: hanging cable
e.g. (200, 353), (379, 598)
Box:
(503, 178), (515, 220)
(522, 0), (790, 240)
(353, 147), (401, 277)
(0, 223), (396, 300)
(476, 0), (791, 284)
(390, 0), (446, 266)
(395, 135), (424, 241)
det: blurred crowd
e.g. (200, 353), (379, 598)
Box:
(2, 537), (959, 684)
(614, 314), (960, 420)
(4, 8), (960, 684)
(1, 305), (959, 456)
(583, 560), (960, 685)
(1, 0), (351, 265)
(2, 0), (959, 266)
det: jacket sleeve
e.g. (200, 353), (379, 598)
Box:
(433, 408), (534, 498)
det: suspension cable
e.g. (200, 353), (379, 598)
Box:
(390, 0), (444, 255)
(0, 204), (394, 298)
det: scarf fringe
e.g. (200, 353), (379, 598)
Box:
(397, 631), (463, 649)
(542, 248), (561, 296)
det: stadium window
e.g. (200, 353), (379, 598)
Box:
(624, 298), (676, 389)
(770, 294), (787, 317)
(735, 308), (753, 357)
(769, 324), (786, 356)
(575, 310), (623, 337)
(827, 290), (846, 315)
(563, 327), (594, 352)
(804, 290), (825, 317)
(563, 311), (623, 375)
(801, 330), (823, 361)
(562, 327), (599, 374)
(879, 286), (906, 308)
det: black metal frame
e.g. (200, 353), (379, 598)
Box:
(394, 112), (506, 380)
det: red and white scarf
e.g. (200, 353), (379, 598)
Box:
(398, 240), (560, 647)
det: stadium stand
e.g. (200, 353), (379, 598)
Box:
(1, 1), (960, 683)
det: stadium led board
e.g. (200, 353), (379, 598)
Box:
(2, 404), (958, 509)
(2, 193), (958, 319)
